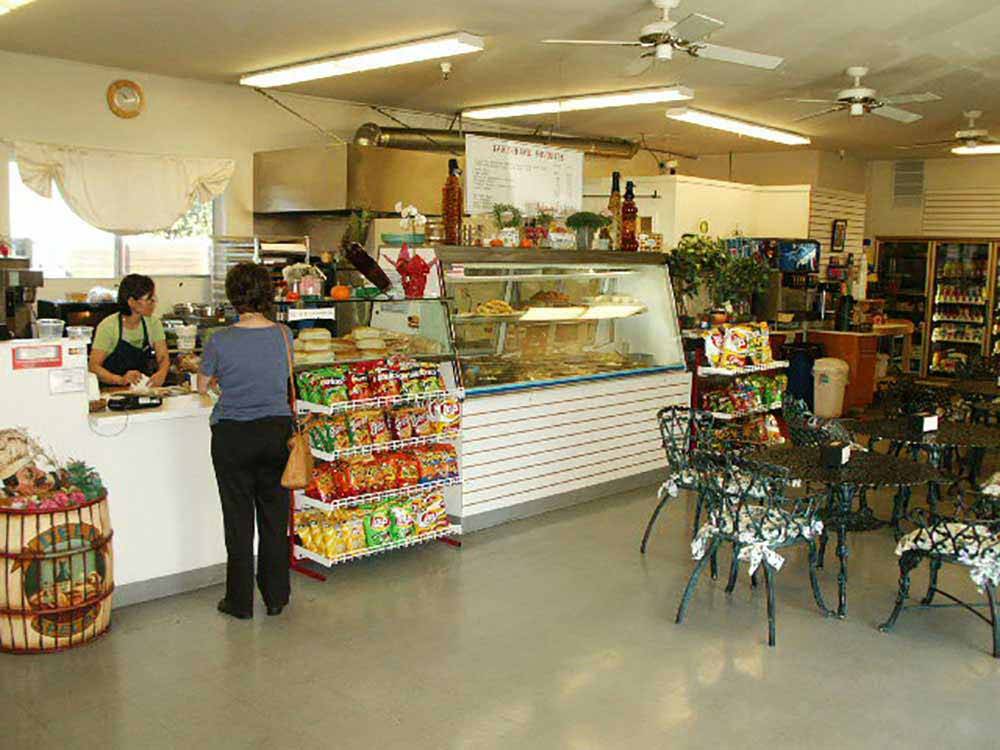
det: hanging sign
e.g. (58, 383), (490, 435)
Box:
(465, 135), (583, 216)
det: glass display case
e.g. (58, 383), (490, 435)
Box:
(927, 241), (991, 376)
(874, 239), (929, 373)
(436, 248), (685, 393)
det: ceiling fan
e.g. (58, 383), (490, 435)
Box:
(788, 66), (941, 123)
(541, 0), (783, 78)
(896, 110), (998, 151)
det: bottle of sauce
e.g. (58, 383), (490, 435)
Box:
(835, 282), (855, 331)
(607, 171), (622, 250)
(442, 158), (463, 245)
(620, 181), (639, 252)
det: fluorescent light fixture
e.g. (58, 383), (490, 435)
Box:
(240, 32), (484, 87)
(520, 307), (587, 322)
(464, 87), (693, 120)
(952, 144), (1000, 155)
(0, 0), (36, 14)
(666, 107), (811, 146)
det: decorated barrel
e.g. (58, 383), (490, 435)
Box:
(0, 496), (114, 653)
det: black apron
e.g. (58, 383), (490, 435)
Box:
(102, 314), (158, 377)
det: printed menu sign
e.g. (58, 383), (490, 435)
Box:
(465, 135), (583, 216)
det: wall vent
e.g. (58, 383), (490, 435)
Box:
(893, 160), (924, 207)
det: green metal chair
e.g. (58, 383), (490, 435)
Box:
(879, 489), (1000, 658)
(675, 451), (830, 647)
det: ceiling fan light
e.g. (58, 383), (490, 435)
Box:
(240, 33), (484, 87)
(849, 103), (864, 116)
(665, 107), (811, 146)
(952, 144), (1000, 155)
(464, 86), (693, 120)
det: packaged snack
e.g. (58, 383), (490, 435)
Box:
(347, 412), (373, 446)
(388, 408), (414, 440)
(342, 518), (367, 552)
(363, 502), (393, 547)
(364, 410), (392, 445)
(400, 366), (426, 396)
(339, 456), (374, 495)
(319, 516), (347, 557)
(413, 491), (448, 534)
(346, 365), (373, 401)
(311, 464), (340, 501)
(389, 500), (414, 541)
(391, 453), (421, 487)
(370, 363), (402, 398)
(408, 408), (435, 438)
(308, 415), (351, 453)
(428, 398), (461, 433)
(309, 366), (349, 405)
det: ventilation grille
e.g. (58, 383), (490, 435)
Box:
(893, 160), (924, 207)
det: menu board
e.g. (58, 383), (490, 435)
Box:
(465, 135), (583, 216)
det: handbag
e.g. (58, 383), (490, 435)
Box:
(278, 326), (313, 490)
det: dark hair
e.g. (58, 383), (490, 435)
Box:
(117, 274), (155, 316)
(226, 263), (274, 315)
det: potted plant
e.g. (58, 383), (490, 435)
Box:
(492, 203), (524, 247)
(341, 208), (373, 253)
(708, 254), (771, 321)
(566, 211), (612, 251)
(666, 235), (725, 326)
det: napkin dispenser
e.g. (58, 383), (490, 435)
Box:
(822, 441), (851, 469)
(908, 413), (939, 433)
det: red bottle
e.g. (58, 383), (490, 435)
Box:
(442, 158), (463, 246)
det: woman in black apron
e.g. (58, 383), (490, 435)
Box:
(89, 274), (170, 387)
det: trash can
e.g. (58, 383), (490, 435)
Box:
(813, 358), (850, 418)
(781, 342), (824, 409)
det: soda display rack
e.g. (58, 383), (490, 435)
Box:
(295, 476), (461, 513)
(294, 525), (462, 568)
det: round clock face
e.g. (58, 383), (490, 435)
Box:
(107, 80), (145, 119)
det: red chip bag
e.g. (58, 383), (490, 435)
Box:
(346, 365), (373, 401)
(389, 408), (414, 440)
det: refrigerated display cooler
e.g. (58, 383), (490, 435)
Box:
(927, 241), (992, 376)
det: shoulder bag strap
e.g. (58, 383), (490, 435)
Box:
(277, 325), (301, 431)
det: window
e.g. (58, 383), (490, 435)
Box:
(9, 161), (215, 278)
(9, 162), (117, 278)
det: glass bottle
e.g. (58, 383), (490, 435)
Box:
(442, 158), (463, 245)
(607, 171), (622, 250)
(620, 181), (639, 252)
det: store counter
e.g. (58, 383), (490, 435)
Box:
(1, 339), (225, 607)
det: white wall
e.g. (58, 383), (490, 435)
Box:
(0, 50), (454, 303)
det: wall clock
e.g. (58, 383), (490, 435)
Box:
(107, 80), (145, 119)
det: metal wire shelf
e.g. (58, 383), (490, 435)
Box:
(311, 431), (460, 462)
(295, 477), (461, 512)
(293, 525), (462, 567)
(296, 389), (463, 416)
(697, 361), (789, 377)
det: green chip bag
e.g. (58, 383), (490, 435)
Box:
(389, 500), (414, 541)
(364, 503), (393, 547)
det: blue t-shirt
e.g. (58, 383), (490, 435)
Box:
(200, 325), (292, 425)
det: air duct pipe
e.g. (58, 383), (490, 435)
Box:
(354, 122), (639, 159)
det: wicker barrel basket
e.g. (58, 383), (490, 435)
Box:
(0, 495), (114, 654)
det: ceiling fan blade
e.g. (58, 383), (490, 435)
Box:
(881, 92), (942, 105)
(894, 141), (954, 150)
(692, 43), (783, 70)
(873, 105), (923, 124)
(624, 55), (655, 78)
(670, 12), (725, 44)
(792, 106), (845, 122)
(786, 98), (841, 104)
(541, 39), (645, 46)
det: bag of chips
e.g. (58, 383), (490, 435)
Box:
(346, 365), (373, 401)
(370, 363), (402, 398)
(347, 412), (373, 446)
(389, 500), (414, 541)
(363, 503), (393, 547)
(413, 491), (448, 534)
(389, 453), (421, 487)
(388, 408), (414, 440)
(365, 410), (392, 446)
(342, 518), (367, 552)
(408, 408), (435, 438)
(428, 398), (461, 433)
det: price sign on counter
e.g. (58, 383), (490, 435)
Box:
(287, 307), (336, 322)
(49, 367), (87, 394)
(12, 344), (62, 370)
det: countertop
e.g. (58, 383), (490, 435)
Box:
(89, 393), (215, 425)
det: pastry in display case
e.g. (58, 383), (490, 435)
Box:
(436, 248), (684, 393)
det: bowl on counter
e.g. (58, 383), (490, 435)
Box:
(33, 318), (65, 339)
(66, 325), (94, 343)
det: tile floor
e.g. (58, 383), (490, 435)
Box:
(4, 482), (1000, 749)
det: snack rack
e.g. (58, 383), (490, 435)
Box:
(282, 287), (464, 581)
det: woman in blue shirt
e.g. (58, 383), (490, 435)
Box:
(198, 263), (293, 620)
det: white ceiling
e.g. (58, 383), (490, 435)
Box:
(3, 0), (1000, 157)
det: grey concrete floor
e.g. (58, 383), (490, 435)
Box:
(5, 482), (1000, 749)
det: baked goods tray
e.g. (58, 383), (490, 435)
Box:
(294, 525), (462, 567)
(311, 430), (461, 462)
(297, 388), (464, 415)
(295, 476), (461, 512)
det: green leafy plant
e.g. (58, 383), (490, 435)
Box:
(492, 203), (523, 229)
(342, 208), (373, 250)
(565, 212), (611, 230)
(708, 254), (771, 310)
(666, 235), (726, 316)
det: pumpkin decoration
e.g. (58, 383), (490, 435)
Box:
(330, 285), (352, 301)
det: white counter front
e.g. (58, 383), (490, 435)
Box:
(1, 340), (225, 606)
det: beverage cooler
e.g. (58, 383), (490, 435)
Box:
(925, 241), (995, 376)
(874, 239), (929, 373)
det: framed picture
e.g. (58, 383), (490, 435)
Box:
(831, 219), (847, 252)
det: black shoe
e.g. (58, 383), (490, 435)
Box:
(217, 599), (252, 620)
(266, 605), (284, 617)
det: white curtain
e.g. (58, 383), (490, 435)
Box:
(13, 141), (235, 234)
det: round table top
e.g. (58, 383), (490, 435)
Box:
(846, 417), (1000, 449)
(754, 445), (942, 488)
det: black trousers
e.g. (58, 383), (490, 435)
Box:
(210, 416), (293, 613)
